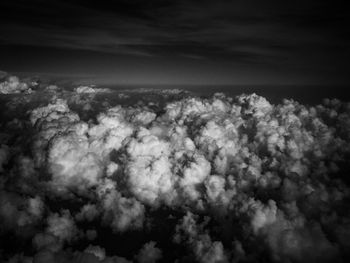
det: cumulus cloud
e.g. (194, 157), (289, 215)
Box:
(135, 241), (162, 263)
(0, 191), (44, 233)
(125, 129), (176, 206)
(0, 75), (33, 94)
(101, 189), (145, 232)
(45, 85), (60, 92)
(74, 85), (111, 94)
(84, 245), (106, 260)
(1, 85), (350, 262)
(46, 210), (78, 243)
(174, 212), (228, 263)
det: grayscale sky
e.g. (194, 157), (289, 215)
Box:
(0, 0), (349, 85)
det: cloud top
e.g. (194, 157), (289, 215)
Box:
(1, 80), (350, 262)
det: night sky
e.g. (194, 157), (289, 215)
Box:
(0, 0), (349, 85)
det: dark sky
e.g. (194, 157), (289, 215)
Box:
(0, 0), (349, 85)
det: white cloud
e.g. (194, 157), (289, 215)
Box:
(249, 199), (278, 234)
(135, 241), (162, 263)
(75, 203), (100, 222)
(46, 210), (78, 243)
(0, 191), (44, 231)
(1, 87), (350, 262)
(0, 75), (33, 94)
(101, 190), (145, 232)
(74, 85), (111, 94)
(174, 212), (228, 263)
(84, 245), (106, 260)
(125, 130), (176, 206)
(178, 153), (211, 202)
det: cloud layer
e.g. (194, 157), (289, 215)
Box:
(1, 76), (350, 262)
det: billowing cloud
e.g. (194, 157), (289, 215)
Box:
(174, 212), (228, 263)
(0, 75), (33, 94)
(1, 80), (350, 262)
(0, 191), (44, 233)
(101, 189), (145, 232)
(135, 241), (162, 263)
(74, 85), (111, 94)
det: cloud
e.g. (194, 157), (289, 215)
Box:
(74, 85), (111, 94)
(0, 191), (44, 234)
(84, 245), (106, 261)
(125, 129), (175, 206)
(101, 189), (145, 232)
(75, 203), (100, 222)
(1, 83), (350, 262)
(0, 75), (33, 94)
(44, 210), (79, 248)
(135, 241), (162, 263)
(174, 212), (228, 263)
